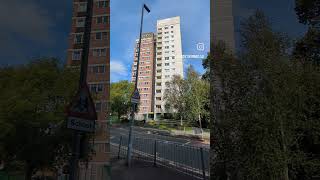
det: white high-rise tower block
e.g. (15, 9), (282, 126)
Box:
(154, 16), (184, 116)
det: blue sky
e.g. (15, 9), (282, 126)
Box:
(110, 0), (210, 82)
(0, 0), (307, 83)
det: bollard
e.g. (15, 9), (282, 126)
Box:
(200, 148), (206, 180)
(118, 136), (122, 159)
(153, 140), (157, 166)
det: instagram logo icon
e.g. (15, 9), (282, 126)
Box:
(196, 42), (205, 51)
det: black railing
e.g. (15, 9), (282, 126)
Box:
(110, 135), (209, 180)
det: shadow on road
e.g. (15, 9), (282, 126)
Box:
(111, 159), (198, 180)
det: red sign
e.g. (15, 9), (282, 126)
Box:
(66, 83), (97, 120)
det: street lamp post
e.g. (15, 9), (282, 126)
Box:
(127, 3), (150, 167)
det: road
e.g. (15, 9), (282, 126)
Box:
(110, 125), (210, 177)
(110, 126), (209, 148)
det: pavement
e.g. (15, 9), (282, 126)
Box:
(111, 159), (197, 180)
(110, 125), (210, 177)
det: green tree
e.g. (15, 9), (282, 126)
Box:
(293, 28), (320, 66)
(184, 66), (210, 129)
(0, 58), (79, 180)
(164, 75), (186, 125)
(295, 0), (320, 27)
(202, 52), (212, 80)
(294, 0), (320, 66)
(210, 10), (320, 179)
(110, 80), (134, 121)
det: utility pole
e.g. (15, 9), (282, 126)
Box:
(69, 0), (94, 179)
(127, 3), (150, 167)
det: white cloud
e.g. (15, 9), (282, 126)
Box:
(110, 60), (129, 82)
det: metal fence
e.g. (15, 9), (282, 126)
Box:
(110, 135), (209, 180)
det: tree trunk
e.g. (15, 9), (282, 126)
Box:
(118, 112), (121, 122)
(198, 113), (203, 139)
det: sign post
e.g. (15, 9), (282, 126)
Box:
(127, 88), (140, 167)
(66, 0), (95, 179)
(66, 83), (97, 180)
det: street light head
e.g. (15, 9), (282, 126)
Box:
(143, 4), (150, 13)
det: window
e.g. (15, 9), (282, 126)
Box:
(156, 105), (161, 108)
(164, 32), (169, 34)
(96, 32), (109, 40)
(156, 97), (161, 100)
(157, 70), (161, 73)
(165, 36), (169, 39)
(157, 52), (162, 55)
(165, 51), (169, 54)
(157, 76), (161, 79)
(157, 47), (162, 50)
(95, 102), (102, 112)
(172, 56), (175, 59)
(165, 41), (169, 44)
(104, 143), (109, 153)
(95, 32), (102, 40)
(158, 32), (162, 35)
(172, 68), (176, 71)
(90, 84), (104, 93)
(171, 45), (174, 48)
(171, 25), (174, 28)
(91, 65), (105, 73)
(156, 82), (161, 86)
(165, 69), (169, 72)
(158, 28), (162, 31)
(165, 75), (170, 78)
(78, 2), (87, 12)
(165, 46), (169, 49)
(172, 50), (175, 53)
(156, 90), (161, 93)
(96, 16), (108, 24)
(76, 17), (86, 27)
(171, 31), (174, 33)
(97, 0), (109, 8)
(93, 48), (106, 56)
(165, 63), (169, 66)
(74, 34), (83, 44)
(157, 64), (161, 67)
(165, 57), (169, 60)
(72, 51), (81, 60)
(171, 35), (174, 38)
(157, 58), (161, 61)
(164, 26), (168, 29)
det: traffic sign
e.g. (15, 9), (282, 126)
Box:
(131, 88), (140, 104)
(66, 83), (97, 132)
(67, 117), (95, 132)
